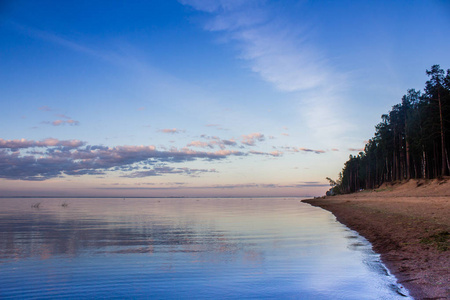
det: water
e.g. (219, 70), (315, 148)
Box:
(0, 197), (410, 299)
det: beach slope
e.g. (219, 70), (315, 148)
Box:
(303, 179), (450, 299)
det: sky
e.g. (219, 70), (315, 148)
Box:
(1, 0), (449, 197)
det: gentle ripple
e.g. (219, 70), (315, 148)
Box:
(0, 198), (411, 299)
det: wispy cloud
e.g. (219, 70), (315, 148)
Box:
(205, 124), (228, 130)
(187, 140), (210, 148)
(0, 138), (85, 149)
(249, 150), (282, 157)
(188, 138), (237, 149)
(38, 107), (80, 126)
(9, 21), (121, 64)
(241, 132), (265, 146)
(158, 128), (185, 134)
(49, 119), (80, 126)
(180, 0), (329, 92)
(38, 106), (52, 111)
(55, 114), (71, 119)
(180, 0), (351, 143)
(99, 181), (329, 190)
(282, 146), (326, 154)
(123, 167), (217, 178)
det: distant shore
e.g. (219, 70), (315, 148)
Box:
(302, 179), (450, 299)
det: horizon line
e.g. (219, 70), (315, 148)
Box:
(0, 195), (316, 199)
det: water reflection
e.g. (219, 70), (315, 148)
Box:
(0, 198), (410, 299)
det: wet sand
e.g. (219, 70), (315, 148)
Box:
(303, 179), (450, 299)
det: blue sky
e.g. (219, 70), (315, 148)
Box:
(1, 0), (449, 197)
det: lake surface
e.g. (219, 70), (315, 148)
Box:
(0, 197), (410, 299)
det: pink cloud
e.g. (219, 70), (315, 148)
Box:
(50, 119), (80, 126)
(298, 147), (325, 154)
(188, 138), (237, 149)
(187, 141), (210, 148)
(38, 106), (52, 111)
(282, 146), (326, 154)
(0, 141), (245, 181)
(249, 150), (283, 157)
(0, 138), (85, 149)
(241, 133), (265, 146)
(65, 119), (79, 125)
(123, 167), (217, 178)
(52, 120), (64, 126)
(55, 114), (71, 119)
(348, 148), (364, 152)
(269, 150), (283, 156)
(159, 128), (185, 134)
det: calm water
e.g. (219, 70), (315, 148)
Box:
(0, 197), (410, 299)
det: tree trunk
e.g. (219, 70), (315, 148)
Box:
(405, 117), (411, 179)
(446, 147), (450, 176)
(413, 158), (417, 179)
(434, 142), (438, 178)
(422, 149), (427, 179)
(438, 92), (447, 176)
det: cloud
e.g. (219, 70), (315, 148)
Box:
(0, 140), (244, 181)
(99, 181), (329, 190)
(10, 21), (118, 63)
(298, 147), (325, 154)
(123, 167), (217, 178)
(282, 146), (326, 154)
(0, 138), (85, 149)
(38, 106), (52, 111)
(269, 150), (282, 157)
(200, 134), (220, 140)
(221, 139), (237, 147)
(241, 132), (265, 146)
(180, 0), (329, 92)
(209, 139), (237, 149)
(187, 140), (210, 148)
(158, 128), (185, 134)
(188, 138), (237, 149)
(348, 148), (364, 152)
(249, 150), (283, 157)
(194, 133), (265, 148)
(210, 182), (329, 189)
(37, 108), (80, 126)
(55, 114), (71, 119)
(180, 0), (352, 145)
(205, 124), (228, 130)
(50, 119), (80, 126)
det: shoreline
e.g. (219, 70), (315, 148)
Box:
(302, 179), (449, 299)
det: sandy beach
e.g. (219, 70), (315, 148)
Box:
(303, 179), (450, 299)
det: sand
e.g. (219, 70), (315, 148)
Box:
(303, 179), (450, 299)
